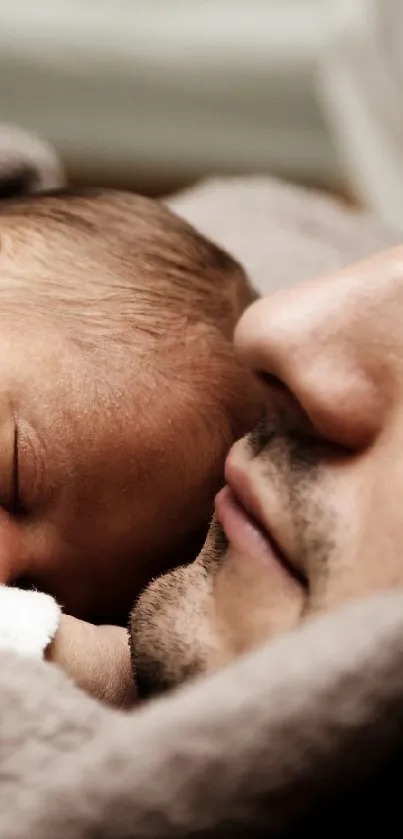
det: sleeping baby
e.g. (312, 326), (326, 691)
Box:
(0, 179), (261, 703)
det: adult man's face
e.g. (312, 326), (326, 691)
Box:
(132, 247), (403, 696)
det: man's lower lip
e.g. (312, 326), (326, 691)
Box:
(214, 485), (290, 572)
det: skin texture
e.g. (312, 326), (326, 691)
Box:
(45, 615), (137, 708)
(0, 190), (261, 675)
(132, 245), (403, 697)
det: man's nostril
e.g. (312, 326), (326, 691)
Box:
(255, 372), (320, 444)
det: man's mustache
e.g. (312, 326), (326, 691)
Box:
(249, 410), (277, 457)
(248, 404), (329, 472)
(208, 397), (329, 569)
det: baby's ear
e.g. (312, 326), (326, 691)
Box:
(0, 124), (65, 198)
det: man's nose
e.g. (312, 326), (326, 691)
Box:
(235, 272), (384, 449)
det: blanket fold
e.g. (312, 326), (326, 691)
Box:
(0, 593), (402, 838)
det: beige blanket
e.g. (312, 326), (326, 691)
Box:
(0, 592), (403, 838)
(168, 176), (400, 295)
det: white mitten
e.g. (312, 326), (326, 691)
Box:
(0, 586), (61, 658)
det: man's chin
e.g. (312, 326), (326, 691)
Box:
(129, 561), (214, 700)
(129, 515), (229, 700)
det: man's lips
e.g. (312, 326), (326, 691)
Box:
(214, 458), (306, 586)
(214, 486), (305, 588)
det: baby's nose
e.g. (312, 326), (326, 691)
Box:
(235, 268), (385, 448)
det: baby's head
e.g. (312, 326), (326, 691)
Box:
(0, 189), (260, 621)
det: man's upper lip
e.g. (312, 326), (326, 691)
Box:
(224, 455), (306, 584)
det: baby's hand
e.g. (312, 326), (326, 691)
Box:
(46, 614), (137, 709)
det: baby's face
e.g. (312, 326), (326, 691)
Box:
(0, 216), (259, 622)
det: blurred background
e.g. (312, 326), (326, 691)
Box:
(0, 0), (401, 227)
